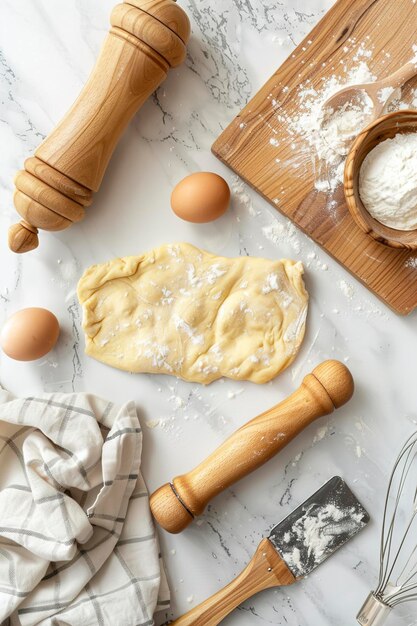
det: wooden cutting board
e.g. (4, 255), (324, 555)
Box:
(212, 0), (417, 315)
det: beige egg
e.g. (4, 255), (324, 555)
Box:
(171, 172), (230, 223)
(1, 308), (60, 361)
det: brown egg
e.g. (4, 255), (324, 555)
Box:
(1, 308), (60, 361)
(171, 172), (230, 223)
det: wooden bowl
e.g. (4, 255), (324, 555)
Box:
(344, 110), (417, 250)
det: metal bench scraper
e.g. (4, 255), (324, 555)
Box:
(172, 476), (370, 625)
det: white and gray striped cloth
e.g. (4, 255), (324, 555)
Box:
(0, 386), (169, 625)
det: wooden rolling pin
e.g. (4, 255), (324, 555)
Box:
(8, 0), (190, 253)
(150, 360), (354, 534)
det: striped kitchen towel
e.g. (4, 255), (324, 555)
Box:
(0, 386), (169, 625)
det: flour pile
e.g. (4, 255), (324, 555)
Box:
(359, 132), (417, 230)
(272, 42), (417, 194)
(280, 49), (376, 192)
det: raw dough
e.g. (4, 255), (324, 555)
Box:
(77, 242), (308, 384)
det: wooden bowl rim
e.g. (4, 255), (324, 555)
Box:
(344, 109), (417, 250)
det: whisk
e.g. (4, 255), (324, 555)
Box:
(357, 431), (417, 625)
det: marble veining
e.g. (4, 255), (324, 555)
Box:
(1, 1), (417, 625)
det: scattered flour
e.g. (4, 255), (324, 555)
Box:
(227, 388), (245, 399)
(174, 315), (204, 346)
(262, 222), (285, 244)
(281, 55), (376, 192)
(59, 259), (78, 282)
(377, 86), (395, 104)
(405, 257), (417, 269)
(231, 177), (258, 216)
(161, 287), (174, 306)
(319, 96), (373, 158)
(292, 452), (303, 466)
(338, 279), (355, 300)
(169, 394), (185, 409)
(262, 221), (301, 253)
(273, 43), (417, 194)
(262, 273), (281, 294)
(140, 341), (173, 372)
(313, 424), (331, 444)
(280, 502), (365, 576)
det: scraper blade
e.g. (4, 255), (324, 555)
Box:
(269, 476), (370, 578)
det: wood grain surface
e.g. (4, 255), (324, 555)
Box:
(171, 538), (296, 625)
(212, 0), (417, 315)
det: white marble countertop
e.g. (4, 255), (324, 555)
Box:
(1, 1), (417, 624)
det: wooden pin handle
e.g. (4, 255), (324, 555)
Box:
(150, 360), (354, 533)
(8, 0), (190, 253)
(171, 538), (296, 626)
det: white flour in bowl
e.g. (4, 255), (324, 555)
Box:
(359, 132), (417, 230)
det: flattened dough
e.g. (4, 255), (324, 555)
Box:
(77, 243), (308, 384)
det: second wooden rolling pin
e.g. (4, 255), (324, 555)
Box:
(150, 360), (354, 533)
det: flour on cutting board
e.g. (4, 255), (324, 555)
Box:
(406, 257), (417, 269)
(273, 43), (376, 192)
(269, 41), (417, 194)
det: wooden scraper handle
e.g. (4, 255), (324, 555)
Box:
(171, 538), (296, 625)
(8, 0), (190, 253)
(150, 360), (354, 533)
